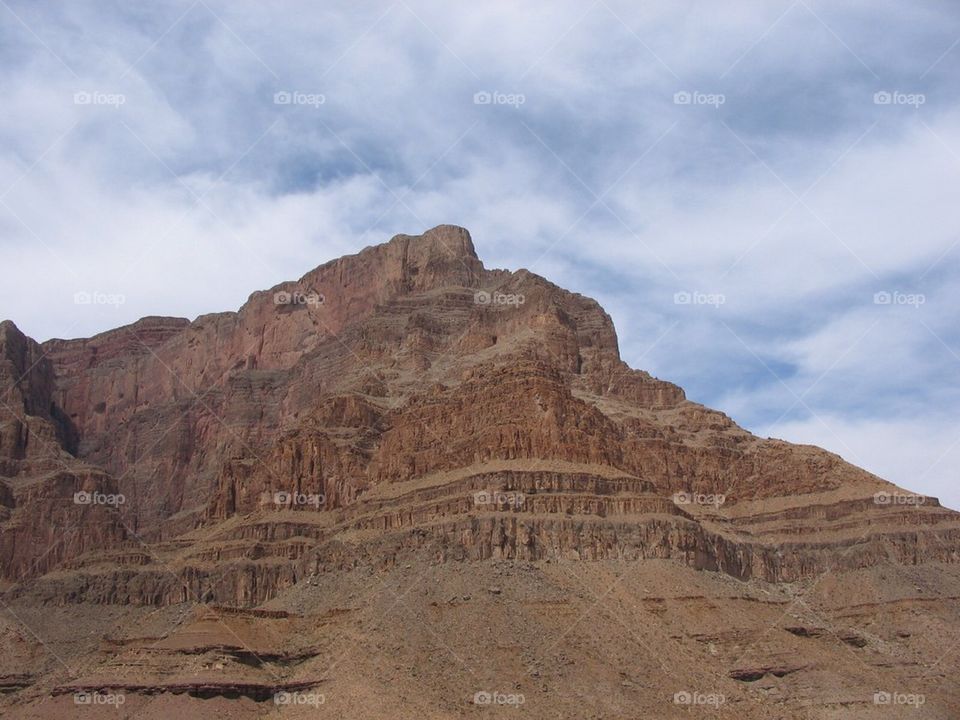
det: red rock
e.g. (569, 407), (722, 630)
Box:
(2, 226), (959, 718)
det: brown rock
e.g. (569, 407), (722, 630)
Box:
(1, 226), (959, 719)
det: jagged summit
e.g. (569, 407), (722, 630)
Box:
(390, 223), (480, 262)
(2, 227), (959, 718)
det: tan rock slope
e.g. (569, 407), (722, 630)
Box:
(1, 225), (958, 718)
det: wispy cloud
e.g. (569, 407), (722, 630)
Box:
(1, 0), (959, 507)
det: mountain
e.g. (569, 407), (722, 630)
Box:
(1, 225), (958, 718)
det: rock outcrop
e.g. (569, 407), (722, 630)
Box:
(1, 225), (958, 718)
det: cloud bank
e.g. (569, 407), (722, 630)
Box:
(1, 0), (959, 507)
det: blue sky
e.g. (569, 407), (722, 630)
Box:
(1, 0), (959, 508)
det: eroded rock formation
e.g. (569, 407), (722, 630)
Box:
(1, 226), (958, 718)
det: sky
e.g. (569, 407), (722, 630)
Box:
(1, 0), (958, 508)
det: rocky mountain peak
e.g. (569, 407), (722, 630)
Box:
(1, 226), (958, 718)
(390, 223), (480, 262)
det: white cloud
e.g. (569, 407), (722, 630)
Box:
(1, 0), (959, 501)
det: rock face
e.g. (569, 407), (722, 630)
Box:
(1, 225), (959, 719)
(0, 321), (128, 582)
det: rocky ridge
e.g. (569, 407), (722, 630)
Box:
(1, 225), (958, 718)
